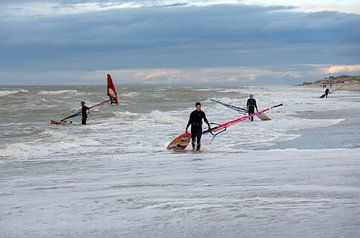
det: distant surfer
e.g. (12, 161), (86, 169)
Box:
(247, 94), (258, 121)
(324, 88), (330, 98)
(81, 101), (90, 125)
(110, 96), (117, 104)
(186, 102), (211, 151)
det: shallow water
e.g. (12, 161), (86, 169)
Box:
(0, 85), (359, 237)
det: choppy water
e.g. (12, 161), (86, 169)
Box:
(0, 85), (359, 237)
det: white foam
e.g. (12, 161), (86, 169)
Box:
(121, 92), (140, 98)
(37, 89), (78, 95)
(147, 110), (186, 124)
(0, 129), (101, 159)
(0, 89), (29, 97)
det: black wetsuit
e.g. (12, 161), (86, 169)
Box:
(81, 105), (90, 125)
(247, 98), (258, 121)
(186, 110), (210, 150)
(325, 88), (330, 98)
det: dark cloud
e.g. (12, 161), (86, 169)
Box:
(0, 3), (359, 84)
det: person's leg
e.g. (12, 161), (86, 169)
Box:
(196, 130), (202, 151)
(82, 116), (87, 125)
(249, 107), (254, 121)
(191, 127), (196, 149)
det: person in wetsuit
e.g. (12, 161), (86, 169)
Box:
(186, 102), (211, 151)
(110, 96), (117, 104)
(325, 88), (330, 98)
(81, 101), (90, 125)
(247, 94), (258, 121)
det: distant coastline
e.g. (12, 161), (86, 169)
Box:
(302, 75), (360, 91)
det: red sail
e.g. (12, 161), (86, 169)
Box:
(107, 74), (118, 105)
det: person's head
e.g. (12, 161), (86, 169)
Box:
(195, 102), (201, 111)
(249, 94), (254, 98)
(81, 101), (85, 106)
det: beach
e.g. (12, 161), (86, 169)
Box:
(1, 85), (360, 238)
(303, 79), (360, 92)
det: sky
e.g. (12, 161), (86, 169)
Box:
(0, 0), (359, 85)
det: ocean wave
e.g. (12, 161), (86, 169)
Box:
(121, 92), (140, 98)
(113, 110), (141, 121)
(0, 89), (29, 97)
(148, 110), (185, 124)
(37, 90), (78, 95)
(0, 131), (101, 158)
(191, 88), (213, 92)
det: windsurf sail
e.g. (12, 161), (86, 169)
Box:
(211, 99), (272, 121)
(107, 74), (118, 105)
(203, 104), (283, 139)
(50, 74), (118, 125)
(210, 99), (247, 113)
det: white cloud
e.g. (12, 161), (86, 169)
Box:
(3, 64), (359, 85)
(241, 0), (360, 14)
(0, 2), (358, 85)
(1, 2), (144, 17)
(1, 0), (360, 17)
(0, 66), (308, 85)
(326, 65), (360, 74)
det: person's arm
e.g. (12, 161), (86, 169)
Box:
(185, 113), (192, 132)
(254, 99), (258, 111)
(202, 112), (211, 129)
(247, 99), (250, 110)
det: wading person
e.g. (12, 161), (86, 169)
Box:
(186, 102), (211, 151)
(81, 101), (90, 125)
(247, 94), (258, 121)
(325, 88), (330, 98)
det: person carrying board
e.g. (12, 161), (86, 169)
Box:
(186, 102), (211, 151)
(324, 88), (330, 98)
(247, 94), (258, 121)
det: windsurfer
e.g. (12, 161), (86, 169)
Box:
(186, 102), (211, 151)
(110, 96), (117, 104)
(324, 88), (330, 98)
(81, 101), (90, 125)
(247, 94), (258, 121)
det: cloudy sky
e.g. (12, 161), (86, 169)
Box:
(0, 0), (359, 85)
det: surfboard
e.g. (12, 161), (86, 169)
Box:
(166, 132), (191, 150)
(257, 112), (271, 120)
(50, 120), (65, 125)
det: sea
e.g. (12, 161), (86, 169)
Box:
(0, 85), (359, 238)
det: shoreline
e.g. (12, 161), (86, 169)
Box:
(267, 105), (360, 150)
(302, 82), (360, 91)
